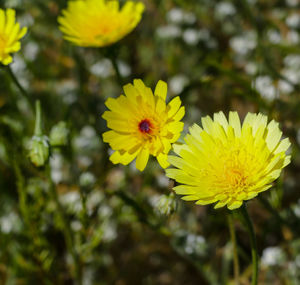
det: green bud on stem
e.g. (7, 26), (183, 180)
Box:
(28, 101), (50, 167)
(50, 121), (69, 147)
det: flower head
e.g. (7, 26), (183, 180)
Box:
(58, 0), (145, 47)
(102, 79), (185, 171)
(166, 112), (291, 210)
(0, 9), (27, 65)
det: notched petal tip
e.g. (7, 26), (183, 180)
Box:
(157, 153), (169, 169)
(227, 200), (243, 210)
(155, 80), (168, 101)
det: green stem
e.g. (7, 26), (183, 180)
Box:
(46, 165), (82, 284)
(238, 204), (258, 285)
(102, 46), (124, 86)
(258, 196), (285, 223)
(227, 213), (240, 285)
(6, 65), (34, 111)
(79, 186), (88, 230)
(114, 189), (151, 226)
(110, 55), (123, 86)
(12, 154), (54, 283)
(13, 157), (30, 228)
(34, 100), (42, 136)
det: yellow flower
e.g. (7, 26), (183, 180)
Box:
(102, 79), (185, 171)
(58, 0), (145, 47)
(166, 112), (291, 210)
(0, 9), (27, 65)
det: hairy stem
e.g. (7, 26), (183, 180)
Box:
(110, 55), (123, 86)
(46, 165), (82, 284)
(6, 65), (34, 111)
(239, 204), (258, 285)
(228, 213), (240, 285)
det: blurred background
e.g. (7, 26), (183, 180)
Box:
(0, 0), (300, 284)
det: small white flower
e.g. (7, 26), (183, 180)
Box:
(60, 191), (82, 212)
(167, 8), (184, 24)
(90, 59), (113, 78)
(167, 8), (196, 25)
(79, 172), (96, 188)
(286, 14), (300, 28)
(215, 2), (236, 19)
(156, 25), (182, 39)
(267, 29), (281, 44)
(282, 68), (300, 85)
(183, 29), (200, 45)
(255, 76), (277, 101)
(245, 62), (258, 75)
(287, 30), (300, 44)
(261, 247), (285, 266)
(284, 54), (300, 69)
(0, 212), (20, 233)
(169, 74), (189, 95)
(118, 60), (131, 77)
(24, 42), (39, 61)
(184, 234), (206, 255)
(286, 0), (298, 7)
(230, 31), (257, 56)
(278, 80), (294, 94)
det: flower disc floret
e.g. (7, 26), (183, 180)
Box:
(0, 9), (27, 65)
(166, 111), (291, 210)
(58, 0), (145, 47)
(102, 79), (185, 171)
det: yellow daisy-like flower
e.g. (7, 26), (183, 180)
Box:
(102, 79), (185, 171)
(0, 9), (27, 65)
(166, 111), (291, 210)
(58, 0), (145, 47)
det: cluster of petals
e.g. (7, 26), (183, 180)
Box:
(1, 3), (291, 211)
(102, 79), (185, 171)
(58, 0), (145, 47)
(166, 112), (291, 210)
(0, 9), (27, 65)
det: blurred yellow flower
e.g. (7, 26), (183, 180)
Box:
(0, 9), (27, 65)
(58, 0), (145, 47)
(102, 79), (185, 171)
(166, 112), (291, 210)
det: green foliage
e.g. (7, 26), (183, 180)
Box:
(0, 0), (300, 284)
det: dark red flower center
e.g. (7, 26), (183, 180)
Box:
(139, 119), (151, 133)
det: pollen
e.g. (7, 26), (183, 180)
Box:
(219, 148), (251, 192)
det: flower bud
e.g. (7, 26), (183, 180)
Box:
(28, 135), (50, 167)
(50, 121), (69, 147)
(79, 172), (96, 188)
(155, 193), (177, 216)
(28, 100), (49, 167)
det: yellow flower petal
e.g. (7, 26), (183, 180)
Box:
(157, 153), (169, 169)
(154, 80), (167, 101)
(58, 0), (145, 47)
(136, 148), (149, 171)
(0, 8), (27, 65)
(229, 111), (241, 137)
